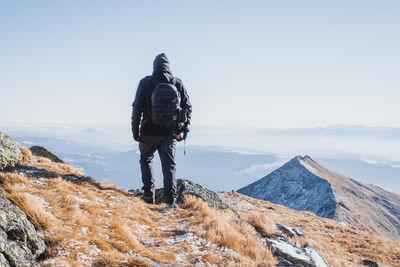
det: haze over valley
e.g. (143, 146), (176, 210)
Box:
(2, 123), (399, 193)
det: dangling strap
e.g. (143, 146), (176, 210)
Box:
(184, 139), (186, 156)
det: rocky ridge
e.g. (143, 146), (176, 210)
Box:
(0, 191), (46, 267)
(0, 132), (45, 266)
(0, 132), (22, 171)
(29, 146), (64, 163)
(238, 155), (400, 242)
(130, 179), (231, 210)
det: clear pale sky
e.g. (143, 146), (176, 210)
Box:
(1, 1), (399, 128)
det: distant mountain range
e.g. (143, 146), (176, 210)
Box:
(238, 156), (400, 241)
(7, 134), (400, 192)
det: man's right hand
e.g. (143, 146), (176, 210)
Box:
(133, 132), (140, 142)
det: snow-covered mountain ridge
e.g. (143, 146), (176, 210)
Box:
(238, 155), (400, 242)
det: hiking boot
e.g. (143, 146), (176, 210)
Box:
(142, 192), (155, 204)
(165, 199), (178, 210)
(167, 202), (179, 210)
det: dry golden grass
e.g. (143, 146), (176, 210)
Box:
(180, 195), (277, 266)
(20, 146), (33, 166)
(5, 191), (57, 229)
(244, 213), (277, 236)
(1, 172), (174, 265)
(20, 147), (85, 176)
(33, 159), (84, 176)
(221, 191), (400, 267)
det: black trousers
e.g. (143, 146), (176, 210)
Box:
(139, 134), (177, 202)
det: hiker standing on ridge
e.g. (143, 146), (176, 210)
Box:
(131, 53), (192, 207)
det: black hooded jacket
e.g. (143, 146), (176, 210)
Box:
(131, 54), (192, 138)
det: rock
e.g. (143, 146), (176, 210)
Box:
(265, 234), (329, 267)
(0, 190), (45, 266)
(360, 260), (379, 267)
(0, 253), (10, 266)
(10, 165), (93, 183)
(277, 256), (302, 267)
(29, 146), (63, 163)
(0, 132), (22, 171)
(292, 228), (305, 237)
(276, 223), (298, 238)
(267, 235), (315, 267)
(130, 179), (232, 210)
(303, 243), (330, 267)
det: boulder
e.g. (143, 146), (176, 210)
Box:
(0, 132), (22, 171)
(0, 190), (45, 266)
(276, 223), (299, 238)
(360, 260), (379, 267)
(250, 222), (329, 267)
(266, 234), (329, 267)
(11, 165), (93, 183)
(130, 179), (231, 210)
(275, 224), (306, 238)
(29, 146), (63, 163)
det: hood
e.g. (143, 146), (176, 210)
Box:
(153, 53), (172, 74)
(152, 53), (173, 83)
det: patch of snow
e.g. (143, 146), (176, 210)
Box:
(165, 232), (194, 245)
(42, 259), (56, 266)
(339, 222), (347, 227)
(103, 209), (112, 215)
(37, 197), (51, 207)
(18, 183), (27, 189)
(94, 197), (105, 203)
(89, 243), (102, 257)
(316, 229), (329, 236)
(76, 197), (89, 203)
(55, 245), (70, 257)
(77, 250), (98, 266)
(81, 227), (89, 235)
(99, 232), (110, 239)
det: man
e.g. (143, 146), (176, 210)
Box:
(131, 53), (192, 207)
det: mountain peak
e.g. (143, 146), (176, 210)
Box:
(238, 156), (400, 242)
(287, 155), (316, 167)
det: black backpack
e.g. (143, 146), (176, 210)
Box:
(151, 78), (181, 127)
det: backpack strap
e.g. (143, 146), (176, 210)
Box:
(169, 77), (177, 87)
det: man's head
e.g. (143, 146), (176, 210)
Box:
(153, 53), (171, 73)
